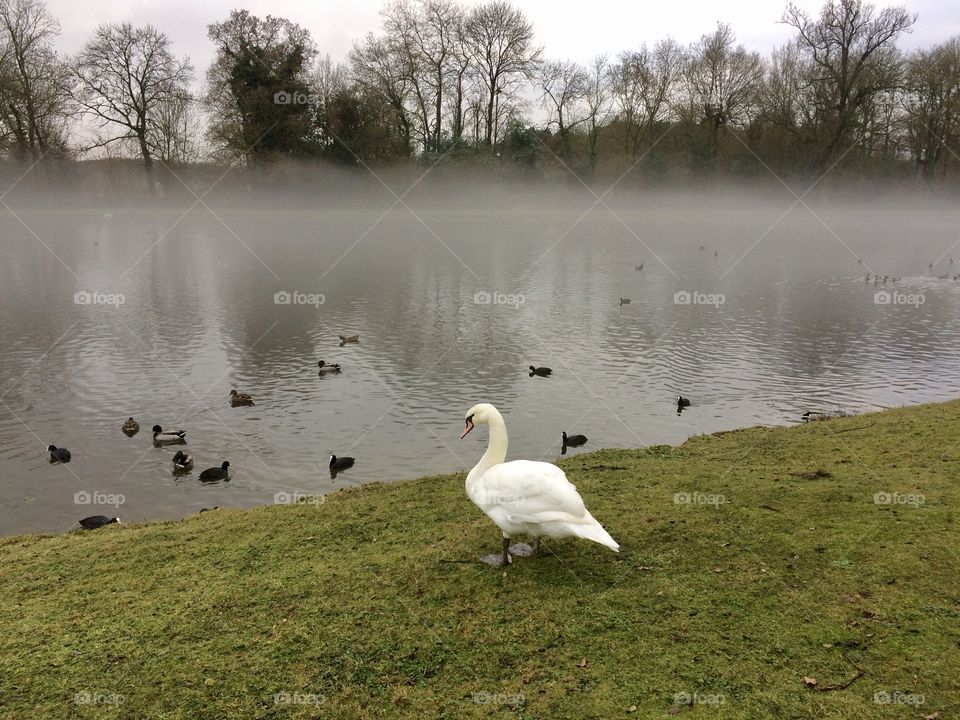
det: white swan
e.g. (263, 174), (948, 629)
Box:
(461, 403), (619, 566)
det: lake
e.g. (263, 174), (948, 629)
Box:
(2, 181), (959, 535)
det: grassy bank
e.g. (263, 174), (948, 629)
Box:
(2, 402), (958, 719)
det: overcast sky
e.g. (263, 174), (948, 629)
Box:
(46, 0), (959, 80)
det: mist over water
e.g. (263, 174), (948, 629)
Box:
(2, 174), (959, 535)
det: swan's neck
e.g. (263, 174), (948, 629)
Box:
(466, 411), (508, 488)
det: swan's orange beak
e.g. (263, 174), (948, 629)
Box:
(460, 418), (474, 439)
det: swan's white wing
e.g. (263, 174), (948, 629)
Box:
(475, 460), (588, 523)
(472, 460), (619, 551)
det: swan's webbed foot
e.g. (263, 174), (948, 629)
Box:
(508, 542), (536, 557)
(481, 537), (513, 566)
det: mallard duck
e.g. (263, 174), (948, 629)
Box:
(199, 461), (230, 482)
(172, 450), (194, 472)
(318, 360), (342, 374)
(47, 445), (71, 462)
(121, 417), (140, 435)
(229, 389), (254, 406)
(339, 334), (359, 346)
(529, 365), (552, 377)
(152, 425), (186, 445)
(79, 515), (120, 530)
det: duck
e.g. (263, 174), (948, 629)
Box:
(152, 425), (186, 446)
(529, 365), (552, 377)
(229, 389), (254, 406)
(198, 461), (230, 482)
(46, 445), (71, 463)
(329, 454), (355, 472)
(619, 297), (631, 306)
(676, 395), (691, 415)
(801, 410), (829, 422)
(635, 263), (644, 271)
(79, 515), (120, 530)
(317, 360), (342, 374)
(172, 450), (194, 472)
(121, 417), (140, 435)
(561, 431), (588, 447)
(339, 334), (359, 346)
(461, 403), (618, 566)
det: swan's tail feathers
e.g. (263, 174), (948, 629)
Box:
(574, 516), (620, 552)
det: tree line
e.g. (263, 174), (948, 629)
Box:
(0, 0), (958, 187)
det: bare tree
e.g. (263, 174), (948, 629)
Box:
(538, 59), (586, 160)
(152, 92), (202, 165)
(583, 54), (611, 170)
(782, 0), (915, 166)
(71, 23), (193, 188)
(463, 0), (541, 146)
(350, 32), (414, 155)
(0, 0), (71, 161)
(447, 11), (473, 144)
(685, 23), (765, 159)
(903, 37), (960, 179)
(610, 39), (682, 157)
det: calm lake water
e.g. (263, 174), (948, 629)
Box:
(2, 184), (959, 535)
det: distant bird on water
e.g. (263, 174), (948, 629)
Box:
(635, 263), (644, 271)
(329, 454), (355, 472)
(172, 450), (194, 473)
(152, 425), (186, 446)
(121, 417), (140, 435)
(529, 365), (552, 377)
(229, 389), (254, 406)
(318, 360), (342, 374)
(619, 297), (632, 306)
(199, 461), (231, 482)
(47, 445), (71, 463)
(561, 431), (588, 454)
(676, 395), (691, 414)
(339, 334), (359, 346)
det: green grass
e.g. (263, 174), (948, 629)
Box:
(2, 402), (958, 719)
